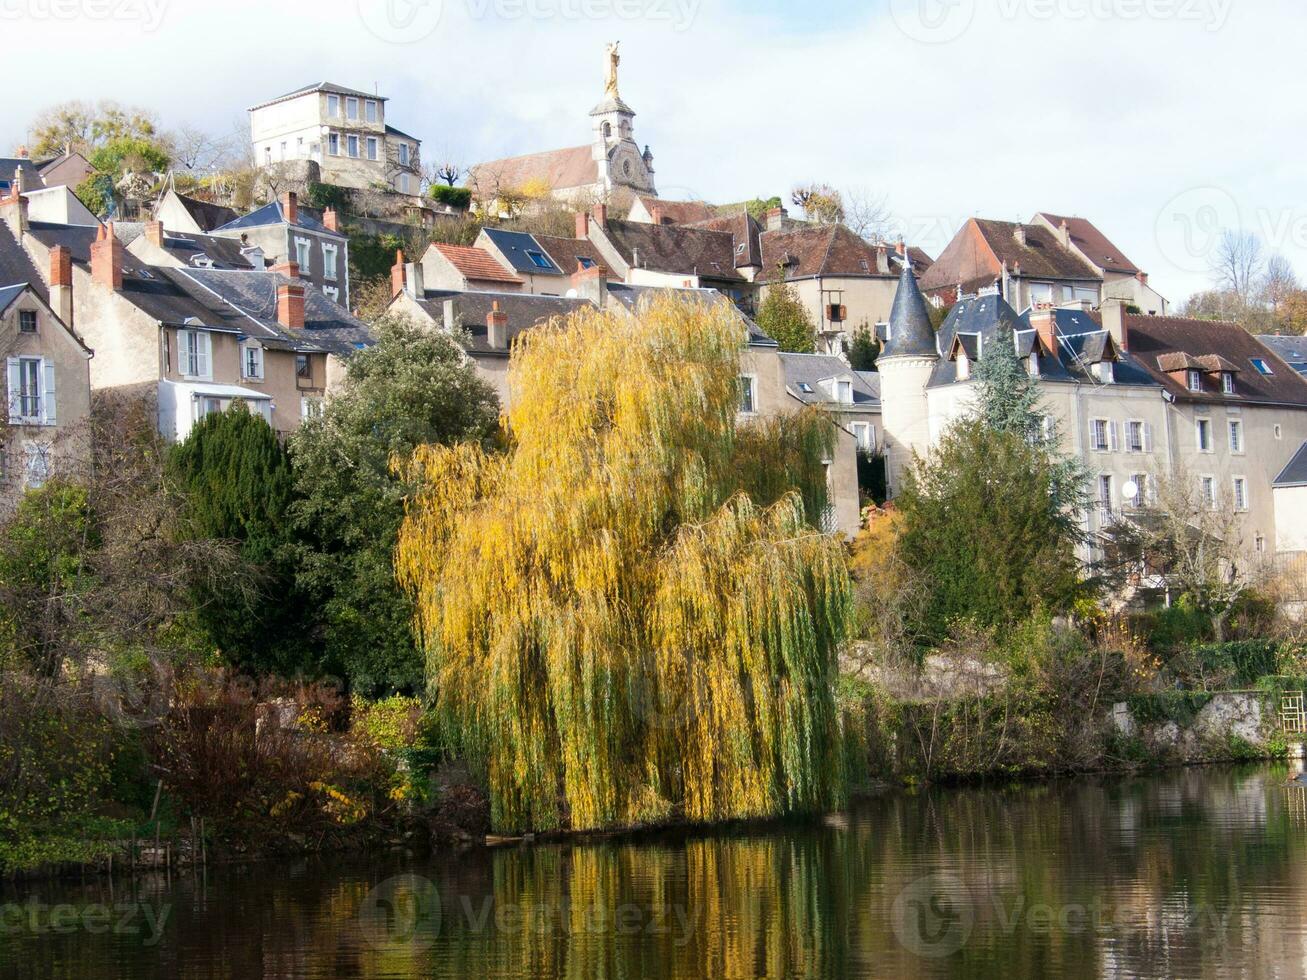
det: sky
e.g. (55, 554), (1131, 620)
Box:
(3, 0), (1305, 303)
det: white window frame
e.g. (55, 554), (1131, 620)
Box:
(178, 329), (212, 381)
(347, 135), (359, 158)
(1090, 417), (1110, 452)
(364, 99), (378, 122)
(322, 243), (338, 281)
(345, 96), (359, 120)
(323, 285), (339, 303)
(1128, 473), (1147, 509)
(1228, 419), (1244, 454)
(1232, 476), (1248, 512)
(328, 132), (339, 156)
(327, 94), (340, 117)
(1125, 419), (1145, 454)
(1222, 372), (1235, 394)
(1187, 369), (1202, 392)
(1200, 474), (1217, 509)
(739, 374), (757, 415)
(836, 379), (853, 405)
(241, 343), (264, 381)
(850, 421), (873, 452)
(398, 142), (409, 166)
(398, 173), (409, 194)
(1195, 417), (1213, 453)
(295, 237), (312, 270)
(1097, 360), (1115, 384)
(7, 355), (54, 426)
(300, 396), (324, 420)
(1097, 473), (1114, 514)
(23, 440), (50, 488)
(366, 136), (378, 161)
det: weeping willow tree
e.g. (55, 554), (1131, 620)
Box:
(395, 295), (852, 832)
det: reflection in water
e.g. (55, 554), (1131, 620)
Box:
(2, 765), (1305, 979)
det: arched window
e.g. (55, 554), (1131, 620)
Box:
(602, 122), (612, 139)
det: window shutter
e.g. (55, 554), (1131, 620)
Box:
(1108, 421), (1120, 452)
(42, 360), (56, 426)
(1142, 422), (1153, 453)
(198, 332), (211, 378)
(6, 357), (20, 423)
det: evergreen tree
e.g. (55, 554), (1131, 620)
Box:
(756, 276), (817, 353)
(847, 323), (880, 371)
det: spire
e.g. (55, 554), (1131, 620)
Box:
(881, 260), (938, 360)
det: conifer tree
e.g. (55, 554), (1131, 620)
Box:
(847, 323), (880, 371)
(756, 276), (817, 353)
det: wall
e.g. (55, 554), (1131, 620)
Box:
(765, 276), (899, 355)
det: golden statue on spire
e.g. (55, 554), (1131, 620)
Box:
(604, 41), (621, 100)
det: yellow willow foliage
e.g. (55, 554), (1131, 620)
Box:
(395, 294), (852, 832)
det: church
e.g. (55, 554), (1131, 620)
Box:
(467, 42), (657, 207)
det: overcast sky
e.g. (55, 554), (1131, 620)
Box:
(4, 0), (1304, 303)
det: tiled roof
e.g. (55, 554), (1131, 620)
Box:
(607, 282), (774, 346)
(685, 212), (762, 269)
(469, 145), (597, 195)
(601, 219), (745, 282)
(416, 289), (592, 356)
(433, 243), (524, 285)
(757, 224), (891, 282)
(1256, 335), (1307, 376)
(165, 191), (239, 233)
(1274, 441), (1307, 488)
(532, 234), (606, 276)
(635, 196), (715, 224)
(920, 217), (1100, 294)
(1120, 314), (1307, 406)
(1035, 213), (1141, 275)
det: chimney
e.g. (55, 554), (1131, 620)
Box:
(1029, 306), (1057, 356)
(575, 211), (589, 239)
(765, 206), (788, 232)
(875, 245), (890, 275)
(0, 175), (27, 236)
(593, 203), (608, 228)
(650, 204), (665, 226)
(277, 281), (305, 330)
(486, 300), (509, 349)
(323, 208), (339, 233)
(1100, 298), (1128, 351)
(50, 245), (73, 328)
(404, 260), (424, 299)
(390, 249), (407, 298)
(271, 260), (300, 279)
(91, 222), (124, 291)
(442, 297), (460, 332)
(571, 260), (607, 307)
(1058, 219), (1071, 247)
(15, 145), (28, 159)
(895, 239), (906, 257)
(1013, 224), (1027, 247)
(1136, 271), (1149, 286)
(281, 190), (298, 225)
(144, 220), (165, 248)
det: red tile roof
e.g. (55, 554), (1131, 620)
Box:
(468, 145), (597, 195)
(532, 234), (606, 276)
(1035, 213), (1141, 275)
(433, 243), (523, 285)
(920, 217), (1100, 294)
(635, 195), (715, 224)
(756, 224), (891, 282)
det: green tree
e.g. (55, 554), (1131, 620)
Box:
(847, 323), (880, 371)
(27, 99), (162, 158)
(756, 277), (816, 353)
(168, 402), (305, 673)
(395, 296), (851, 833)
(289, 314), (500, 695)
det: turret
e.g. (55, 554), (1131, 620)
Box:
(877, 261), (940, 496)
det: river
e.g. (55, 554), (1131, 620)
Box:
(2, 764), (1305, 978)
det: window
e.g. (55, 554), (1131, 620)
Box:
(398, 143), (409, 166)
(242, 343), (264, 380)
(398, 173), (409, 194)
(1028, 352), (1040, 377)
(296, 136), (303, 156)
(836, 380), (853, 404)
(738, 375), (757, 414)
(327, 94), (340, 117)
(1275, 424), (1283, 440)
(264, 146), (272, 165)
(295, 354), (311, 379)
(328, 133), (339, 156)
(1200, 475), (1216, 509)
(295, 238), (311, 269)
(1098, 474), (1113, 514)
(1029, 282), (1053, 306)
(1090, 418), (1110, 452)
(301, 397), (324, 419)
(1228, 419), (1243, 453)
(526, 250), (552, 270)
(1128, 474), (1147, 509)
(18, 310), (36, 333)
(1251, 358), (1273, 376)
(23, 441), (50, 488)
(279, 141), (287, 160)
(1232, 476), (1248, 512)
(364, 100), (377, 122)
(7, 357), (45, 422)
(323, 286), (339, 302)
(178, 329), (211, 379)
(1195, 418), (1213, 452)
(1126, 420), (1148, 453)
(1255, 534), (1266, 554)
(346, 96), (358, 120)
(1096, 360), (1115, 384)
(1221, 372), (1235, 394)
(366, 137), (378, 161)
(577, 256), (596, 269)
(1073, 286), (1099, 304)
(956, 351), (970, 381)
(850, 422), (873, 451)
(1187, 369), (1202, 392)
(323, 243), (338, 281)
(347, 135), (359, 158)
(1039, 415), (1055, 444)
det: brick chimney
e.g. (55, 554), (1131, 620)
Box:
(571, 260), (607, 307)
(486, 300), (509, 349)
(391, 249), (407, 298)
(575, 211), (589, 239)
(91, 222), (124, 291)
(144, 220), (165, 248)
(765, 206), (788, 232)
(1100, 298), (1129, 351)
(271, 260), (300, 279)
(281, 190), (298, 225)
(1136, 271), (1149, 286)
(15, 145), (28, 159)
(50, 245), (72, 328)
(277, 281), (305, 330)
(0, 174), (27, 236)
(1057, 218), (1071, 247)
(650, 204), (665, 226)
(593, 203), (608, 228)
(323, 208), (339, 233)
(1013, 224), (1027, 247)
(1029, 306), (1057, 356)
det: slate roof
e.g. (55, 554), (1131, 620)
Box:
(480, 228), (563, 276)
(0, 219), (48, 304)
(469, 145), (597, 194)
(1035, 213), (1141, 275)
(1120, 314), (1307, 407)
(0, 158), (43, 189)
(165, 191), (239, 233)
(606, 282), (775, 346)
(601, 219), (745, 282)
(432, 243), (524, 285)
(532, 234), (606, 276)
(250, 82), (386, 111)
(156, 231), (261, 270)
(1256, 335), (1307, 376)
(881, 265), (937, 359)
(779, 352), (881, 409)
(1273, 442), (1307, 488)
(0, 283), (27, 315)
(635, 196), (715, 224)
(215, 201), (342, 237)
(686, 212), (763, 270)
(415, 289), (593, 356)
(756, 224), (893, 282)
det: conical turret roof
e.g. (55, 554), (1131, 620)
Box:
(881, 262), (938, 359)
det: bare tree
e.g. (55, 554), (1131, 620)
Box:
(843, 187), (892, 242)
(1209, 229), (1265, 303)
(170, 124), (234, 173)
(790, 182), (845, 225)
(1261, 253), (1301, 312)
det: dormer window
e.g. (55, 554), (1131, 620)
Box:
(836, 380), (853, 404)
(1028, 352), (1040, 377)
(1096, 361), (1115, 384)
(957, 351), (971, 380)
(1187, 369), (1202, 392)
(1221, 371), (1234, 394)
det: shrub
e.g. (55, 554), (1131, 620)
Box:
(427, 184), (472, 209)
